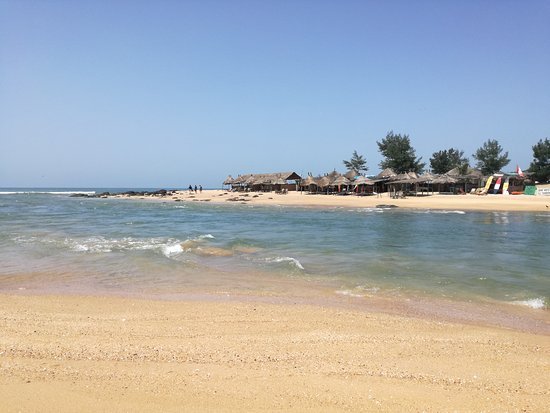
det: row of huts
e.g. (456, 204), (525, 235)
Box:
(223, 168), (528, 195)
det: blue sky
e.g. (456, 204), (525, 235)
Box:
(1, 0), (549, 188)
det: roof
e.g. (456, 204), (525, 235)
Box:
(375, 168), (397, 179)
(228, 171), (302, 185)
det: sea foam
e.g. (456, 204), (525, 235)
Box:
(266, 256), (305, 270)
(422, 210), (466, 215)
(514, 298), (546, 309)
(162, 243), (184, 257)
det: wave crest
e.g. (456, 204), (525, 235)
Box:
(266, 256), (305, 270)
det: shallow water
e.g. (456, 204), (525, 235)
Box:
(0, 190), (548, 314)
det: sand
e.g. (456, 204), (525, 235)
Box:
(1, 294), (549, 412)
(114, 189), (550, 212)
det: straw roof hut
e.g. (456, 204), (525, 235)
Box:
(344, 170), (359, 180)
(331, 175), (351, 186)
(432, 175), (458, 184)
(301, 176), (318, 186)
(271, 178), (287, 185)
(391, 172), (418, 184)
(316, 176), (331, 188)
(354, 176), (375, 185)
(415, 172), (437, 182)
(223, 175), (234, 185)
(374, 168), (397, 180)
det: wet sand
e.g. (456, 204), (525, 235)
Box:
(1, 294), (549, 412)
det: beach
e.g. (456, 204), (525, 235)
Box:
(113, 189), (550, 212)
(1, 294), (549, 412)
(1, 190), (549, 411)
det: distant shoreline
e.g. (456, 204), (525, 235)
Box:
(105, 189), (550, 212)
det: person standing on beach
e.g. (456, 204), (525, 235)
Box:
(199, 185), (202, 193)
(188, 185), (193, 193)
(194, 185), (197, 193)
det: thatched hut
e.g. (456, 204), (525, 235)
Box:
(353, 175), (375, 194)
(300, 176), (319, 193)
(372, 168), (397, 193)
(331, 175), (352, 193)
(227, 171), (302, 192)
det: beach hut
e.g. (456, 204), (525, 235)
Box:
(353, 175), (375, 194)
(372, 168), (397, 193)
(300, 176), (319, 193)
(228, 171), (302, 192)
(316, 176), (331, 193)
(344, 170), (359, 181)
(387, 172), (419, 197)
(411, 172), (437, 195)
(223, 175), (234, 190)
(331, 175), (352, 193)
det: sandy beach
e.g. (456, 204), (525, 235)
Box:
(113, 188), (550, 212)
(1, 294), (549, 412)
(2, 190), (549, 411)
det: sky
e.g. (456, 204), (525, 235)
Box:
(1, 0), (549, 188)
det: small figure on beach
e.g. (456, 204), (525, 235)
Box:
(199, 185), (203, 193)
(188, 185), (193, 193)
(194, 185), (198, 193)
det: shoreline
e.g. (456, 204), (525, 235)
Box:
(109, 189), (550, 212)
(4, 277), (549, 335)
(1, 293), (549, 411)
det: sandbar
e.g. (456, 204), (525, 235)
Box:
(113, 189), (550, 212)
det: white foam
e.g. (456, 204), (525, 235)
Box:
(335, 290), (363, 298)
(513, 298), (546, 309)
(424, 210), (466, 214)
(0, 191), (96, 195)
(73, 244), (89, 252)
(62, 236), (185, 257)
(357, 208), (385, 213)
(267, 256), (305, 270)
(162, 243), (184, 257)
(198, 234), (215, 239)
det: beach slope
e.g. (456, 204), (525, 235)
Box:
(1, 294), (548, 412)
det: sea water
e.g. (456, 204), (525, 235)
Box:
(1, 190), (548, 314)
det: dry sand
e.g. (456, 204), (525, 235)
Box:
(1, 294), (549, 412)
(117, 189), (550, 212)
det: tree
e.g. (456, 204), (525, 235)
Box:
(472, 139), (510, 175)
(343, 150), (368, 174)
(430, 148), (469, 175)
(377, 131), (425, 174)
(529, 138), (550, 183)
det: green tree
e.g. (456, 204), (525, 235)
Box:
(529, 138), (550, 183)
(430, 148), (469, 175)
(377, 131), (425, 174)
(343, 150), (368, 174)
(472, 139), (510, 175)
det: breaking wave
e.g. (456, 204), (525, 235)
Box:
(422, 210), (466, 215)
(266, 256), (305, 270)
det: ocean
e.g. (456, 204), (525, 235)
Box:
(1, 189), (548, 323)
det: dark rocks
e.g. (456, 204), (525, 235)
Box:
(71, 189), (178, 199)
(376, 204), (399, 209)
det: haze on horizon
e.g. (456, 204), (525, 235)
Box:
(1, 0), (549, 188)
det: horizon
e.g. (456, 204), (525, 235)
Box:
(1, 1), (549, 188)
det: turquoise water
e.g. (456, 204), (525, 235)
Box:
(0, 189), (548, 312)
